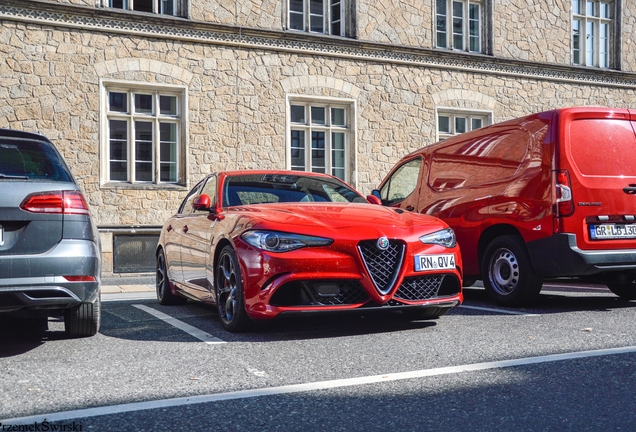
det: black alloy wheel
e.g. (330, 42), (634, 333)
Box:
(215, 245), (253, 332)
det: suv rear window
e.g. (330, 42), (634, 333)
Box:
(569, 119), (636, 176)
(0, 139), (71, 182)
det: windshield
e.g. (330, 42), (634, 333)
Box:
(0, 138), (72, 182)
(223, 174), (367, 206)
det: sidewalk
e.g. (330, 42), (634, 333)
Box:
(101, 276), (154, 294)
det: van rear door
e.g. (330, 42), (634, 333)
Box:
(557, 108), (636, 251)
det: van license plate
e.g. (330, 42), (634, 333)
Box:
(414, 254), (456, 271)
(589, 224), (636, 240)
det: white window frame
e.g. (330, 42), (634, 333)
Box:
(572, 0), (614, 68)
(100, 80), (188, 187)
(436, 0), (483, 53)
(436, 108), (492, 141)
(286, 96), (356, 184)
(288, 0), (346, 36)
(104, 0), (182, 16)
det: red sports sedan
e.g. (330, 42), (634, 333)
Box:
(156, 170), (463, 332)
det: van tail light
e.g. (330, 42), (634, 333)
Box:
(554, 170), (574, 217)
(20, 191), (90, 215)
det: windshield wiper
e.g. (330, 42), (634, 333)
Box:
(0, 173), (30, 179)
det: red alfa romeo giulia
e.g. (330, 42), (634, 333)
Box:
(156, 170), (463, 332)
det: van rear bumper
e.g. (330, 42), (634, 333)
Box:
(527, 233), (636, 278)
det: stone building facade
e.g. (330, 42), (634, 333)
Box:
(2, 0), (636, 276)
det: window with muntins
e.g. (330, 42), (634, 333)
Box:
(437, 110), (491, 140)
(572, 0), (614, 68)
(103, 83), (186, 186)
(288, 100), (352, 182)
(436, 0), (483, 52)
(106, 0), (183, 16)
(289, 0), (348, 36)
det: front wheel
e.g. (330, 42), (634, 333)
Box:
(215, 245), (253, 332)
(482, 235), (543, 307)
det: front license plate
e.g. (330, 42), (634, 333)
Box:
(414, 254), (456, 271)
(589, 223), (636, 240)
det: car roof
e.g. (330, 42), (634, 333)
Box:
(219, 169), (335, 177)
(0, 128), (53, 142)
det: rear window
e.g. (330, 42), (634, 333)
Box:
(0, 139), (72, 182)
(569, 119), (636, 176)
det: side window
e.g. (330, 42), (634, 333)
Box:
(380, 158), (422, 205)
(429, 129), (529, 191)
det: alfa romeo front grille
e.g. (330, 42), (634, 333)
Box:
(394, 275), (443, 301)
(358, 239), (405, 295)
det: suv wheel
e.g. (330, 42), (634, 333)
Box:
(482, 235), (543, 307)
(64, 296), (100, 338)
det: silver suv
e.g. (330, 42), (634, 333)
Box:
(0, 129), (101, 337)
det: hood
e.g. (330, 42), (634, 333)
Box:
(229, 202), (447, 237)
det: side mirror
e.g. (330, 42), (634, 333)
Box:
(366, 194), (382, 205)
(192, 194), (211, 211)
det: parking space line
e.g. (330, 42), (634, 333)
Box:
(132, 304), (225, 345)
(458, 305), (539, 316)
(4, 345), (635, 425)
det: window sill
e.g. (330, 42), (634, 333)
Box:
(100, 182), (189, 191)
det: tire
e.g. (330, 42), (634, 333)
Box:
(402, 306), (449, 320)
(215, 245), (253, 332)
(607, 281), (636, 300)
(482, 235), (543, 307)
(156, 249), (187, 306)
(65, 296), (100, 338)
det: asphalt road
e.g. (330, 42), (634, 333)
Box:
(1, 283), (635, 431)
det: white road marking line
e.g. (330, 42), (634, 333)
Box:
(458, 305), (539, 316)
(4, 345), (635, 425)
(132, 304), (225, 345)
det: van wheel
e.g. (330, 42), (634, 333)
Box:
(482, 235), (543, 307)
(606, 281), (636, 300)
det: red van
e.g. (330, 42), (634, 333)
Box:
(373, 107), (636, 306)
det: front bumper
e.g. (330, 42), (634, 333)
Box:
(236, 241), (463, 320)
(526, 233), (636, 278)
(0, 239), (100, 312)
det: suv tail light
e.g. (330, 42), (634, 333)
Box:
(20, 191), (90, 215)
(554, 170), (574, 217)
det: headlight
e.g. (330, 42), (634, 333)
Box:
(419, 228), (456, 248)
(241, 230), (333, 252)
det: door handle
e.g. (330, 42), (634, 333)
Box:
(623, 184), (636, 194)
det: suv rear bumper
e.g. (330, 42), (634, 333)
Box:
(527, 233), (636, 278)
(0, 239), (100, 312)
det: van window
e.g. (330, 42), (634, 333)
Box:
(429, 129), (529, 191)
(569, 119), (636, 176)
(380, 158), (422, 205)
